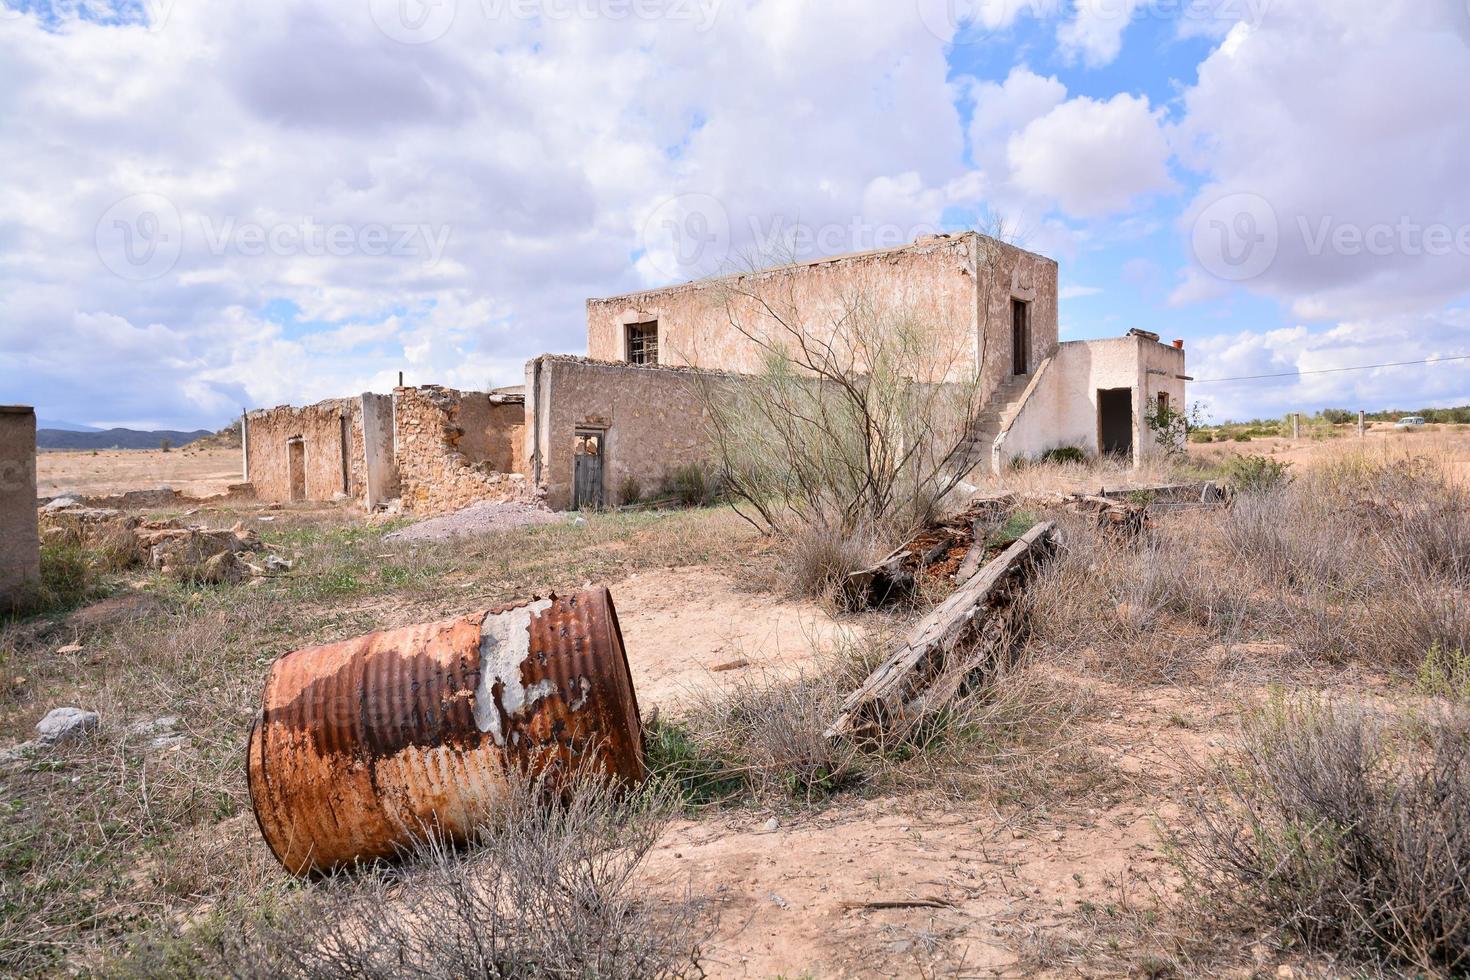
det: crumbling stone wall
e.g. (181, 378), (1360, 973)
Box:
(526, 357), (713, 511)
(244, 399), (360, 503)
(393, 386), (537, 514)
(0, 406), (40, 608)
(586, 232), (1059, 408)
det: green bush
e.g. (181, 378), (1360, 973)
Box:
(1038, 445), (1088, 465)
(616, 474), (642, 507)
(1189, 431), (1214, 444)
(1220, 454), (1292, 493)
(661, 463), (720, 507)
(1232, 433), (1252, 442)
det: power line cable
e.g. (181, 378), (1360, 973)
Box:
(1191, 353), (1470, 384)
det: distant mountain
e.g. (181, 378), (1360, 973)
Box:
(37, 428), (214, 450)
(37, 418), (102, 432)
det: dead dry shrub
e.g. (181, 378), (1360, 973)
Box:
(1169, 695), (1470, 975)
(649, 630), (1097, 809)
(1021, 513), (1262, 683)
(134, 776), (712, 980)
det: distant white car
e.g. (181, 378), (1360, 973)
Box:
(1394, 416), (1427, 428)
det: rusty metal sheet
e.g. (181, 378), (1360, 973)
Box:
(247, 587), (644, 876)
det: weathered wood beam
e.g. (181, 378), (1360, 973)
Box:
(825, 521), (1056, 741)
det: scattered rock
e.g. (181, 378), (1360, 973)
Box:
(35, 707), (100, 745)
(129, 715), (187, 750)
(768, 892), (789, 910)
(56, 643), (84, 655)
(763, 817), (780, 833)
(42, 495), (83, 511)
(263, 554), (293, 573)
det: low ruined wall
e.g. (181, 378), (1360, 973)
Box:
(245, 399), (359, 502)
(0, 407), (40, 607)
(527, 356), (713, 511)
(393, 386), (537, 514)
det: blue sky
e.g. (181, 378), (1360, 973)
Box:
(0, 0), (1466, 428)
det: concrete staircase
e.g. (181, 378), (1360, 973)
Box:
(956, 373), (1034, 474)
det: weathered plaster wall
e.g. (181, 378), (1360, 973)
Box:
(994, 336), (1187, 468)
(0, 406), (40, 608)
(245, 399), (359, 502)
(586, 233), (1058, 407)
(527, 356), (712, 511)
(393, 386), (537, 514)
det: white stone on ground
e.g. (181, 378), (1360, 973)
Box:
(35, 707), (100, 744)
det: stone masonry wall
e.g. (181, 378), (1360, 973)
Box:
(0, 406), (40, 608)
(393, 386), (538, 514)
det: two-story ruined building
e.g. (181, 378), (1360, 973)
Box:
(242, 232), (1187, 513)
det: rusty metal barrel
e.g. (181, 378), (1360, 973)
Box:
(247, 588), (644, 876)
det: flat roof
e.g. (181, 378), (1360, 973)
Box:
(0, 405), (36, 415)
(590, 230), (1055, 305)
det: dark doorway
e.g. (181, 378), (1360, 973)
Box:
(1098, 388), (1133, 460)
(1011, 299), (1030, 376)
(287, 437), (306, 502)
(572, 430), (605, 510)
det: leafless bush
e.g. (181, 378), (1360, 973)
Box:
(695, 278), (985, 598)
(1170, 695), (1470, 974)
(148, 776), (711, 980)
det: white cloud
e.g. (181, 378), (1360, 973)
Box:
(1007, 93), (1174, 217)
(0, 0), (984, 427)
(1057, 0), (1142, 67)
(1190, 308), (1470, 421)
(1173, 0), (1470, 319)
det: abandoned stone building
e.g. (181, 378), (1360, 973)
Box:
(242, 231), (1187, 514)
(0, 406), (40, 608)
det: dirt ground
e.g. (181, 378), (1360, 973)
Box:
(35, 447), (241, 498)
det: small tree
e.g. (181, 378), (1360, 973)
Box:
(159, 438), (173, 453)
(1143, 400), (1203, 460)
(694, 278), (985, 596)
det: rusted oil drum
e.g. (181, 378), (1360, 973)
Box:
(247, 588), (644, 876)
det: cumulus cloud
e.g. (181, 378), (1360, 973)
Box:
(1190, 308), (1470, 421)
(1056, 0), (1141, 66)
(0, 0), (984, 427)
(1007, 93), (1174, 217)
(1172, 1), (1470, 319)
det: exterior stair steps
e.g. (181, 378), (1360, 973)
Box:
(957, 373), (1034, 469)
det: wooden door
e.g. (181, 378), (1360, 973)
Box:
(572, 431), (604, 511)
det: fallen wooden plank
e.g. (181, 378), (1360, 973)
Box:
(825, 521), (1056, 741)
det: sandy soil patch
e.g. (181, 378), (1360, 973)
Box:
(384, 501), (563, 542)
(642, 673), (1237, 978)
(36, 447), (241, 498)
(613, 566), (861, 710)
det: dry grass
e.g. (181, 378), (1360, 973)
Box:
(122, 775), (713, 979)
(1021, 441), (1470, 684)
(647, 628), (1102, 812)
(1170, 695), (1470, 975)
(0, 506), (748, 975)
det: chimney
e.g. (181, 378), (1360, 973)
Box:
(1172, 339), (1184, 350)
